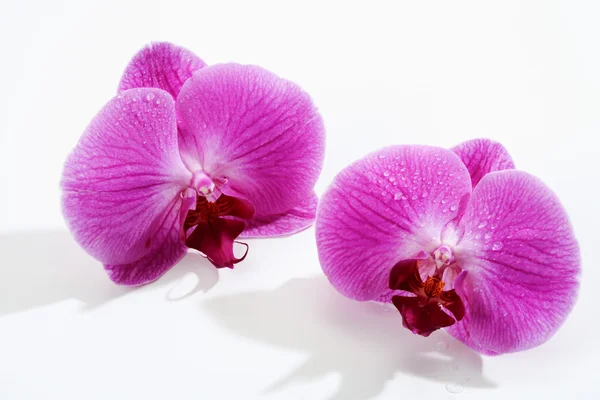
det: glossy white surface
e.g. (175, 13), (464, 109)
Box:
(1, 1), (598, 399)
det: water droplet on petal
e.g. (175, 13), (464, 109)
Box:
(484, 232), (492, 239)
(450, 205), (457, 211)
(383, 171), (390, 177)
(478, 221), (488, 228)
(492, 241), (503, 251)
(543, 301), (550, 309)
(394, 192), (402, 200)
(411, 195), (418, 200)
(445, 383), (464, 394)
(145, 92), (155, 101)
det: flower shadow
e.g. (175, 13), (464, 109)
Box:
(0, 231), (219, 315)
(202, 276), (496, 400)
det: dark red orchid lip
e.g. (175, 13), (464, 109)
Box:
(184, 193), (255, 269)
(389, 258), (465, 337)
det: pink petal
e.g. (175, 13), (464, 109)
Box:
(61, 88), (192, 273)
(448, 170), (580, 355)
(241, 191), (318, 238)
(177, 63), (325, 216)
(105, 216), (187, 285)
(315, 146), (472, 301)
(118, 42), (206, 99)
(451, 139), (515, 187)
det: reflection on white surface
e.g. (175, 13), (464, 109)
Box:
(203, 276), (495, 400)
(0, 231), (219, 315)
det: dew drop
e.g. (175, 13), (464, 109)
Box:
(381, 191), (387, 197)
(435, 341), (449, 351)
(155, 98), (162, 105)
(389, 176), (396, 182)
(445, 383), (463, 394)
(450, 205), (458, 211)
(145, 92), (155, 101)
(543, 301), (550, 309)
(478, 221), (488, 228)
(484, 232), (492, 239)
(411, 195), (418, 200)
(492, 241), (504, 251)
(394, 192), (402, 200)
(383, 171), (390, 177)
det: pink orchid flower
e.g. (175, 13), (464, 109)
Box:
(61, 43), (325, 285)
(316, 139), (580, 355)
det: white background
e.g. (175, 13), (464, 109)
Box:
(0, 1), (598, 399)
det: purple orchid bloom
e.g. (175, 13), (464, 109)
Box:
(316, 139), (580, 355)
(61, 43), (325, 285)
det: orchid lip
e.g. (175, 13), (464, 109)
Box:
(389, 246), (465, 337)
(183, 191), (255, 269)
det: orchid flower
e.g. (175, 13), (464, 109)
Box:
(62, 43), (325, 285)
(316, 139), (579, 355)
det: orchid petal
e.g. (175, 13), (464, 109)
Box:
(451, 139), (515, 187)
(61, 88), (191, 275)
(105, 218), (187, 285)
(449, 170), (580, 354)
(118, 42), (206, 99)
(315, 146), (472, 301)
(241, 191), (318, 238)
(177, 63), (325, 216)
